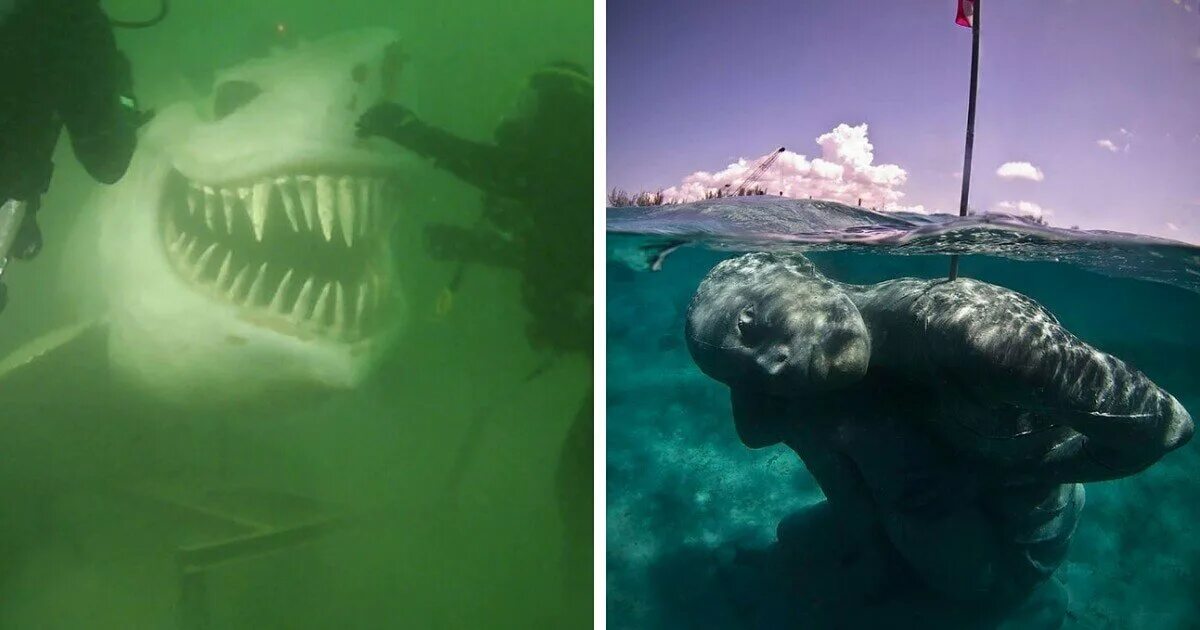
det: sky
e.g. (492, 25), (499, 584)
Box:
(607, 0), (1200, 242)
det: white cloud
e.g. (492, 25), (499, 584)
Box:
(661, 123), (927, 212)
(1097, 128), (1134, 153)
(1167, 222), (1181, 232)
(996, 161), (1045, 182)
(993, 200), (1052, 219)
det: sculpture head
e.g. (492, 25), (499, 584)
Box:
(75, 28), (413, 407)
(685, 254), (871, 447)
(686, 253), (871, 397)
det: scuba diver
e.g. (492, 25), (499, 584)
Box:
(357, 60), (593, 604)
(0, 0), (163, 312)
(356, 60), (592, 356)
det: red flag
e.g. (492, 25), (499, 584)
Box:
(956, 0), (975, 28)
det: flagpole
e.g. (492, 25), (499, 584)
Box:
(949, 0), (980, 281)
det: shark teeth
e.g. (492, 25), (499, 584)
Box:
(315, 175), (337, 242)
(332, 282), (346, 332)
(312, 281), (332, 325)
(214, 249), (235, 289)
(228, 262), (251, 300)
(277, 177), (301, 231)
(250, 182), (271, 241)
(219, 189), (238, 234)
(247, 263), (269, 306)
(337, 177), (357, 247)
(204, 187), (220, 232)
(355, 281), (369, 327)
(183, 236), (200, 263)
(183, 173), (392, 244)
(357, 179), (372, 237)
(192, 243), (218, 281)
(170, 171), (397, 341)
(269, 269), (295, 313)
(169, 230), (188, 254)
(166, 242), (388, 336)
(297, 175), (317, 230)
(290, 276), (316, 323)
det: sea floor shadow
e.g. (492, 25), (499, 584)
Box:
(640, 509), (1071, 630)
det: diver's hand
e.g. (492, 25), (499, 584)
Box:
(356, 102), (417, 139)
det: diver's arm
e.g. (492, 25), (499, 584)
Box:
(357, 102), (518, 195)
(403, 122), (509, 193)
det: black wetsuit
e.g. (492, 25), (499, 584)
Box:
(0, 0), (142, 255)
(358, 67), (592, 357)
(359, 68), (593, 601)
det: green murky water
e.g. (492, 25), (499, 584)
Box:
(0, 1), (592, 628)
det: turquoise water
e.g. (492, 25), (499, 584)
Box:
(606, 202), (1200, 629)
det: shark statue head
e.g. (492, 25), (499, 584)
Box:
(73, 28), (413, 408)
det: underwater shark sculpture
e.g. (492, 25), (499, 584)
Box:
(684, 253), (1193, 628)
(0, 30), (419, 618)
(0, 28), (416, 499)
(46, 27), (412, 407)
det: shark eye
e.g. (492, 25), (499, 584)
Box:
(213, 80), (263, 120)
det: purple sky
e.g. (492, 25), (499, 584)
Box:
(607, 0), (1200, 241)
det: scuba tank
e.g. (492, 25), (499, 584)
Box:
(0, 199), (28, 310)
(0, 199), (27, 279)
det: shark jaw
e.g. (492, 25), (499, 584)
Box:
(161, 169), (398, 343)
(96, 154), (407, 409)
(75, 27), (415, 409)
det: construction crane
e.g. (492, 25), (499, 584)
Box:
(726, 146), (785, 197)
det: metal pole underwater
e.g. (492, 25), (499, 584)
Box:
(949, 0), (981, 281)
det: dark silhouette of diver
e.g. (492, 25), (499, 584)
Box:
(0, 0), (161, 311)
(357, 61), (593, 603)
(356, 61), (592, 356)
